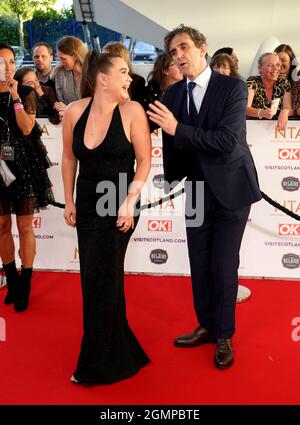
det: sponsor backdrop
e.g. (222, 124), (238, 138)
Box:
(11, 119), (299, 278)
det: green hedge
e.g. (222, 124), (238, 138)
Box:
(0, 17), (19, 45)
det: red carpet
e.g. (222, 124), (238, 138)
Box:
(0, 272), (300, 405)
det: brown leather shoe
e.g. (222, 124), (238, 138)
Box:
(174, 326), (217, 347)
(214, 338), (234, 369)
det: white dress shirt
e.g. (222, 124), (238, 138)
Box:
(187, 65), (212, 113)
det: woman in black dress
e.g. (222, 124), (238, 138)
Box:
(62, 51), (151, 384)
(0, 43), (54, 312)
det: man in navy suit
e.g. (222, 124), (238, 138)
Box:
(148, 25), (261, 369)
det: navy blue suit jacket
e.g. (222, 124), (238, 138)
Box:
(161, 71), (262, 210)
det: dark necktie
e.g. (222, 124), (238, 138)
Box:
(187, 81), (198, 125)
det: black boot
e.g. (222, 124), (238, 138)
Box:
(3, 261), (19, 305)
(14, 266), (32, 312)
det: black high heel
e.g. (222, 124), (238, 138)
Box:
(14, 266), (32, 312)
(3, 261), (19, 305)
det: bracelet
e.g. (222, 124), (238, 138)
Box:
(14, 103), (24, 111)
(12, 97), (22, 104)
(258, 109), (263, 119)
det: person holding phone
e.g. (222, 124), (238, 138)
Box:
(0, 43), (54, 312)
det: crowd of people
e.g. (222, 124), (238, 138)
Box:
(0, 29), (299, 384)
(3, 35), (300, 127)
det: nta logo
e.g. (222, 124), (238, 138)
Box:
(150, 249), (168, 264)
(148, 220), (172, 232)
(281, 177), (299, 192)
(282, 253), (300, 269)
(41, 123), (49, 136)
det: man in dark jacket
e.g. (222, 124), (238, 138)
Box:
(148, 25), (262, 369)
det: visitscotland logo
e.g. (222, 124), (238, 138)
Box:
(281, 177), (299, 192)
(282, 253), (300, 269)
(150, 249), (168, 264)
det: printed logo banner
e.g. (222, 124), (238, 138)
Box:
(11, 120), (299, 278)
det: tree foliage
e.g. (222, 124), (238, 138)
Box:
(0, 1), (14, 17)
(32, 6), (75, 20)
(60, 6), (75, 19)
(7, 0), (56, 22)
(0, 17), (19, 45)
(6, 0), (56, 48)
(33, 8), (61, 20)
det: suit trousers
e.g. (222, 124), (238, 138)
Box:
(185, 179), (250, 339)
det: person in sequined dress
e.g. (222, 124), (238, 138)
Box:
(0, 43), (54, 312)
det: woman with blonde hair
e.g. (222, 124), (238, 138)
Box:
(53, 36), (88, 120)
(247, 52), (293, 130)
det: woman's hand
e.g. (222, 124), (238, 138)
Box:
(58, 110), (64, 122)
(116, 198), (135, 233)
(35, 83), (44, 97)
(261, 108), (275, 120)
(7, 78), (19, 98)
(54, 101), (66, 112)
(276, 109), (289, 131)
(64, 202), (76, 227)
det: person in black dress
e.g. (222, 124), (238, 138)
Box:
(0, 43), (54, 312)
(62, 51), (151, 384)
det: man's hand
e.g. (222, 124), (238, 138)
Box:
(147, 100), (178, 136)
